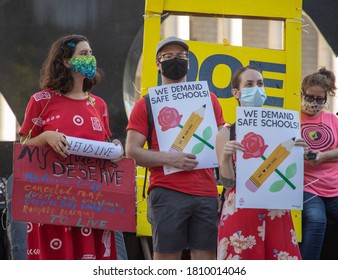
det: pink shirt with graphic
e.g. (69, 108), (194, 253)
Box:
(301, 111), (338, 197)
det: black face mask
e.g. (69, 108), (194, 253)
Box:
(160, 58), (188, 81)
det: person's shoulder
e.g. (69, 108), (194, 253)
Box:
(322, 110), (337, 119)
(209, 91), (222, 105)
(128, 94), (148, 118)
(31, 88), (53, 102)
(135, 94), (148, 107)
(88, 93), (104, 103)
(87, 93), (111, 109)
(141, 94), (149, 102)
(209, 91), (218, 99)
(323, 110), (338, 123)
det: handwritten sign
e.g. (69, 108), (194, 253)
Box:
(12, 143), (136, 232)
(66, 136), (122, 160)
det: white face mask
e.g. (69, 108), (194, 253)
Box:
(240, 86), (267, 107)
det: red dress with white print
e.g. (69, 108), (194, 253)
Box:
(218, 190), (301, 260)
(19, 89), (119, 260)
(217, 124), (302, 260)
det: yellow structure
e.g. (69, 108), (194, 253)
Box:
(137, 0), (303, 242)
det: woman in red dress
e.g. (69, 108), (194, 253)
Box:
(19, 34), (125, 260)
(216, 65), (307, 260)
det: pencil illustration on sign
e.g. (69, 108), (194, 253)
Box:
(157, 105), (214, 154)
(241, 132), (297, 192)
(170, 104), (205, 152)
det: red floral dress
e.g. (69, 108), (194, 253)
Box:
(217, 189), (302, 260)
(217, 125), (301, 260)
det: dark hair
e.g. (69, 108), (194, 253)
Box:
(39, 34), (102, 94)
(302, 67), (336, 97)
(231, 65), (261, 89)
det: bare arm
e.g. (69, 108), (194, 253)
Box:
(20, 131), (69, 158)
(125, 129), (198, 170)
(216, 127), (235, 180)
(216, 126), (244, 188)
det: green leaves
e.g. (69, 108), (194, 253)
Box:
(285, 163), (297, 179)
(270, 180), (286, 192)
(202, 126), (212, 141)
(269, 162), (297, 192)
(192, 142), (205, 154)
(191, 126), (213, 154)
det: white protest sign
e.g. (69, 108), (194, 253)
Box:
(65, 136), (122, 160)
(148, 81), (219, 175)
(235, 107), (304, 210)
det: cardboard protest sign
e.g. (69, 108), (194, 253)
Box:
(12, 143), (136, 232)
(235, 107), (304, 210)
(148, 81), (219, 174)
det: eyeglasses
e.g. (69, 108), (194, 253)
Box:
(302, 92), (327, 105)
(158, 52), (188, 61)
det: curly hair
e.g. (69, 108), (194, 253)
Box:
(302, 67), (336, 97)
(39, 34), (102, 94)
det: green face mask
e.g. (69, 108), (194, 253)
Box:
(70, 55), (97, 79)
